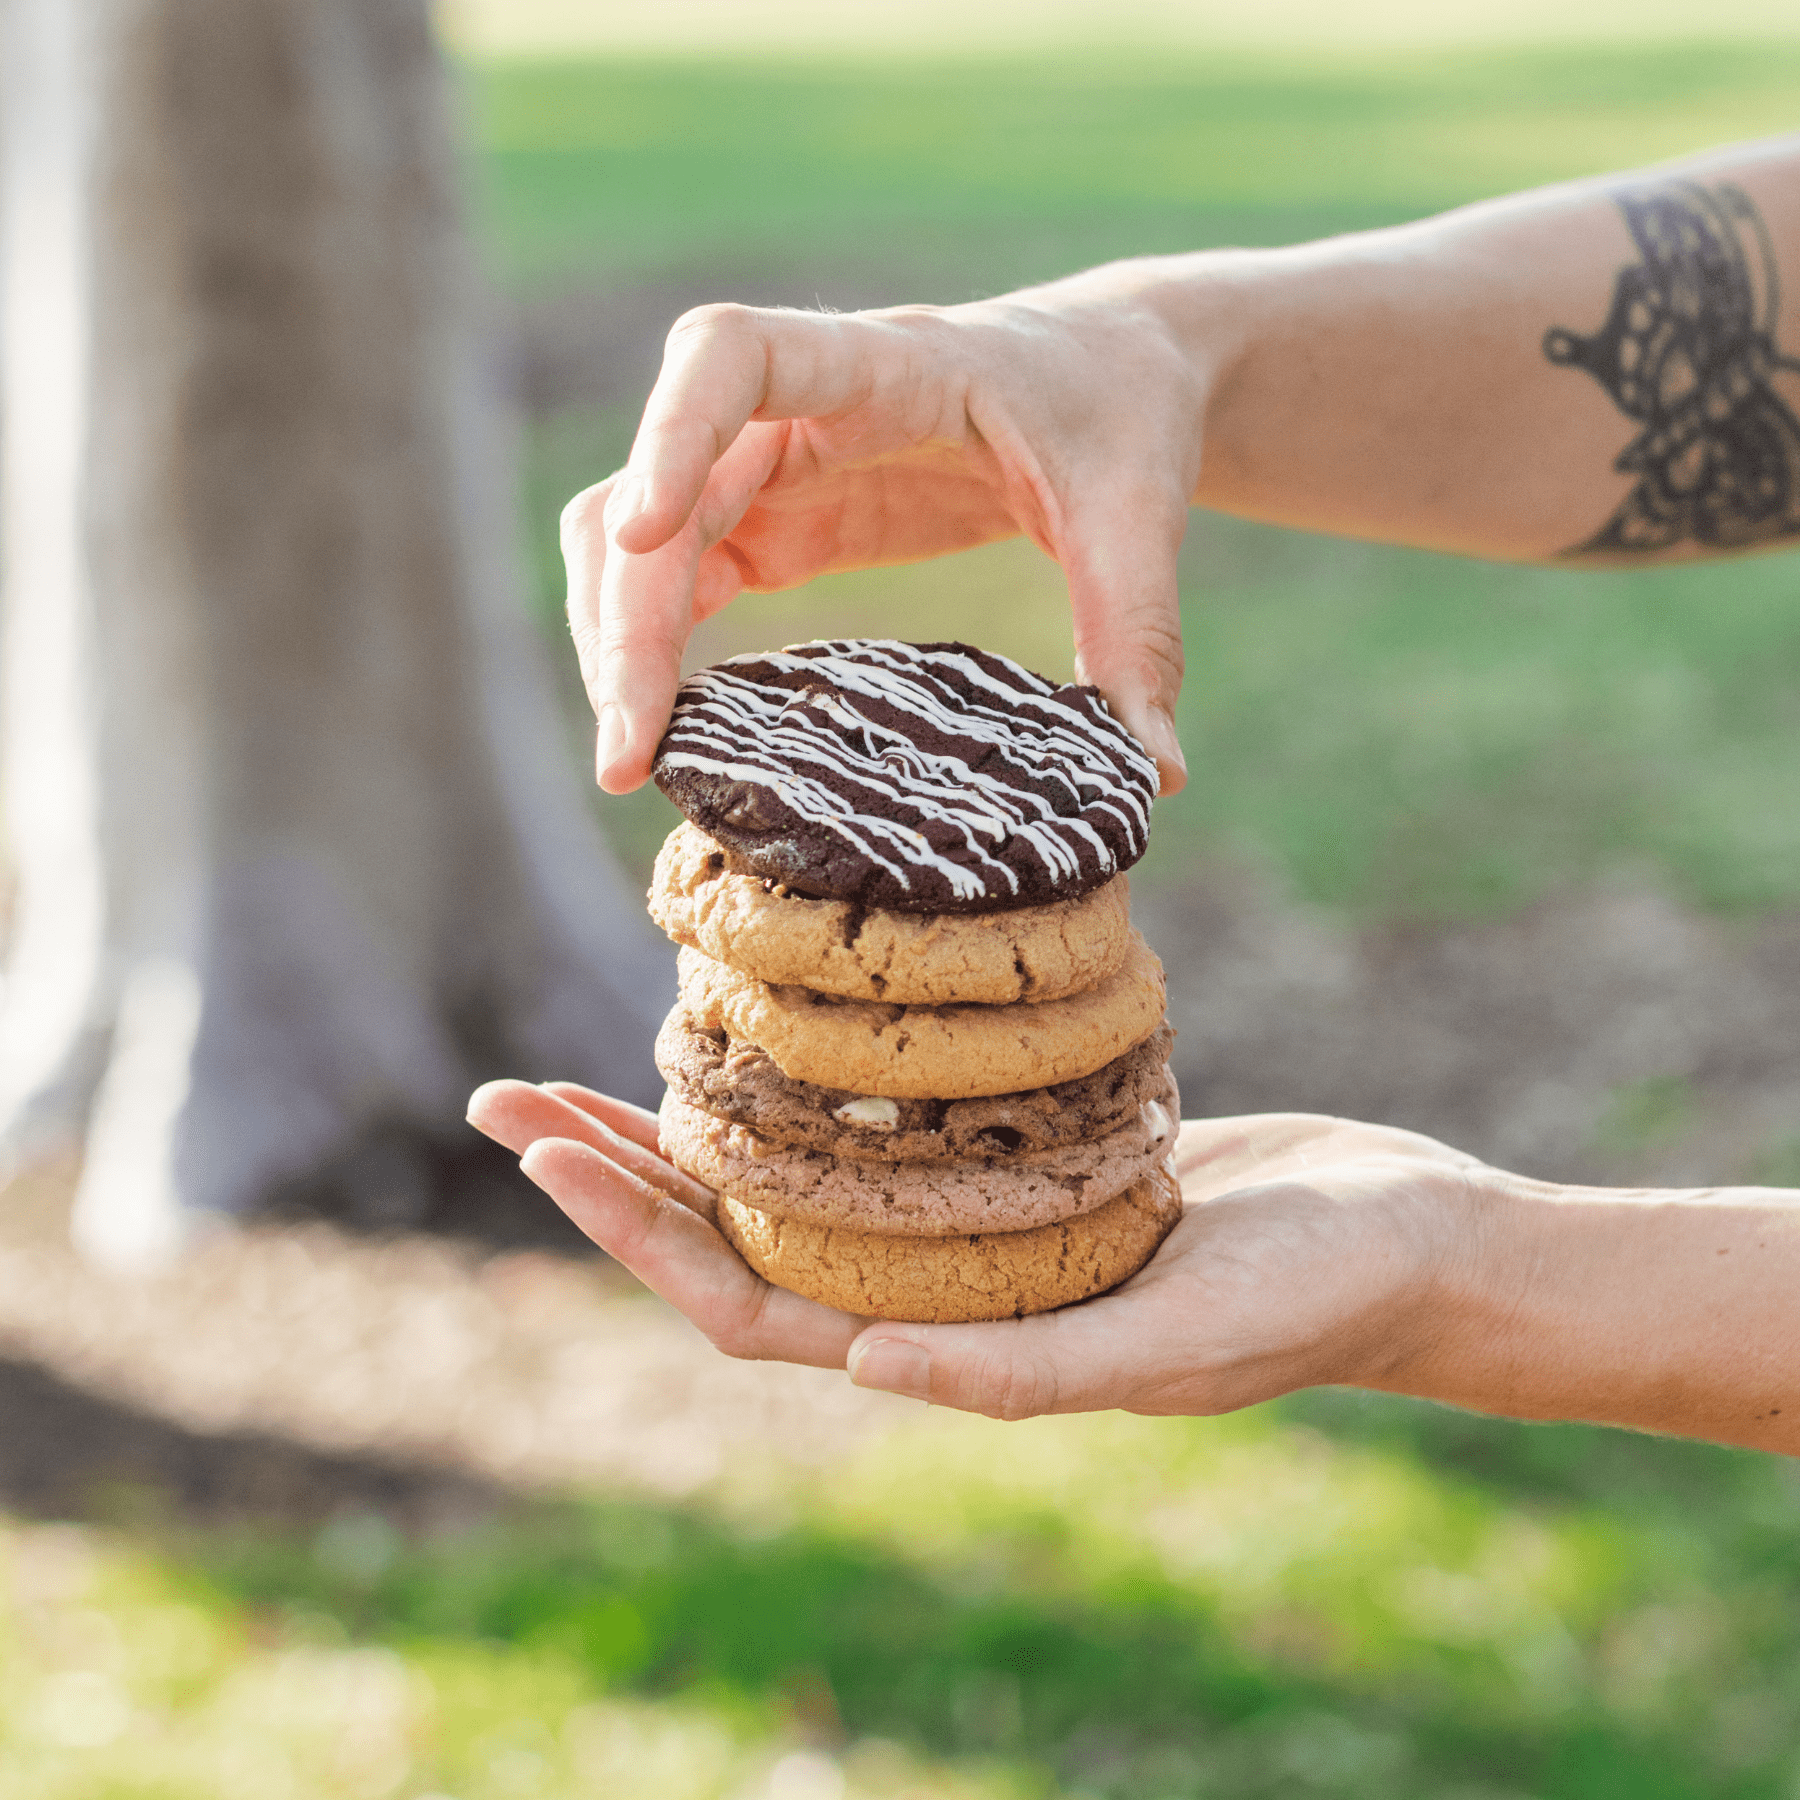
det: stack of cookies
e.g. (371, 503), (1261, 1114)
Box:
(646, 639), (1183, 1325)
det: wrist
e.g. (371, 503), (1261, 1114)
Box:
(1364, 1164), (1544, 1403)
(1360, 1169), (1800, 1452)
(1316, 1159), (1506, 1398)
(1083, 250), (1265, 473)
(1208, 1158), (1498, 1410)
(996, 250), (1262, 469)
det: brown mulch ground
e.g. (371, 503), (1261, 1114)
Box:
(1142, 873), (1800, 1190)
(5, 875), (1799, 1534)
(0, 1161), (908, 1530)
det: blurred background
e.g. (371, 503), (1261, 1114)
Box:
(3, 1), (1800, 1795)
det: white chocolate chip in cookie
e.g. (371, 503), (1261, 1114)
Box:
(833, 1096), (901, 1129)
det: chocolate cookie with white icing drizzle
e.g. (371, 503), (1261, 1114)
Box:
(652, 640), (1158, 914)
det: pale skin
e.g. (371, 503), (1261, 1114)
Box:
(470, 132), (1800, 1455)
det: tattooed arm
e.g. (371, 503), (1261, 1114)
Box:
(1185, 133), (1800, 560)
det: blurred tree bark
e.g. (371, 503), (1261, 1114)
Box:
(0, 0), (671, 1260)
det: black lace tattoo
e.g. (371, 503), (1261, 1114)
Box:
(1544, 180), (1800, 555)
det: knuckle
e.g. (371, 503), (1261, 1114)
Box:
(1141, 620), (1186, 683)
(1104, 609), (1185, 694)
(1124, 600), (1184, 655)
(707, 1283), (772, 1362)
(559, 479), (612, 546)
(566, 614), (603, 673)
(668, 300), (757, 350)
(594, 606), (684, 667)
(964, 1346), (1058, 1422)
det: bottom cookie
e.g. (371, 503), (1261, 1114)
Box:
(718, 1166), (1183, 1324)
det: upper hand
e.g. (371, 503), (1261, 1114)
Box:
(561, 268), (1213, 798)
(466, 1080), (1480, 1421)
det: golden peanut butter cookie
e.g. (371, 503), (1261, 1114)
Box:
(659, 1078), (1178, 1235)
(676, 934), (1167, 1100)
(648, 822), (1133, 1005)
(717, 1166), (1183, 1323)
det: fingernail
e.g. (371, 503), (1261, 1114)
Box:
(847, 1338), (932, 1401)
(1138, 705), (1186, 790)
(596, 703), (629, 782)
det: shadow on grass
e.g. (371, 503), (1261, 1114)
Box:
(193, 1475), (1769, 1800)
(1278, 1387), (1800, 1525)
(0, 1354), (505, 1535)
(5, 1346), (1788, 1797)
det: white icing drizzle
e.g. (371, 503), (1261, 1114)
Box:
(658, 641), (1156, 903)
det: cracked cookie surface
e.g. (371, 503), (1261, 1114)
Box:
(659, 1083), (1177, 1234)
(718, 1166), (1184, 1322)
(676, 933), (1166, 1099)
(656, 1006), (1177, 1160)
(649, 822), (1132, 1004)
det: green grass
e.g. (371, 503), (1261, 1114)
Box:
(441, 0), (1800, 61)
(463, 47), (1800, 289)
(1159, 531), (1800, 918)
(10, 1397), (1800, 1798)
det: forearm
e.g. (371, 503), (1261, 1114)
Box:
(1128, 133), (1800, 561)
(1380, 1171), (1800, 1454)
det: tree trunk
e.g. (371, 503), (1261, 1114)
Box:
(0, 0), (672, 1262)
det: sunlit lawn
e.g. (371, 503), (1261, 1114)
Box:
(10, 34), (1800, 1800)
(465, 47), (1800, 288)
(8, 1399), (1800, 1798)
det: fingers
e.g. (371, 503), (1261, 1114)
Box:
(537, 1080), (663, 1155)
(519, 1138), (865, 1371)
(470, 1077), (866, 1367)
(585, 424), (788, 793)
(560, 469), (622, 728)
(843, 1262), (1191, 1419)
(562, 304), (915, 792)
(466, 1079), (714, 1219)
(614, 304), (903, 553)
(605, 305), (789, 556)
(1061, 481), (1189, 795)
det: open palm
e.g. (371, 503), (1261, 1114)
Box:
(467, 1079), (1477, 1420)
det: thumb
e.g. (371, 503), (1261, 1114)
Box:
(843, 1280), (1181, 1420)
(1060, 483), (1189, 796)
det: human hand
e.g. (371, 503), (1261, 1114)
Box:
(465, 1079), (1481, 1420)
(561, 266), (1217, 799)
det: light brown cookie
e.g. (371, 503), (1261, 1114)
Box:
(656, 1005), (1178, 1161)
(717, 1166), (1184, 1323)
(649, 822), (1132, 1005)
(676, 933), (1166, 1100)
(659, 1081), (1177, 1235)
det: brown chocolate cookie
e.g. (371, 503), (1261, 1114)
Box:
(651, 640), (1157, 914)
(656, 1005), (1178, 1161)
(659, 1084), (1177, 1235)
(717, 1166), (1184, 1323)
